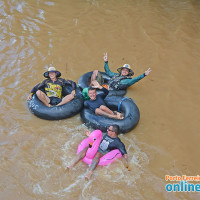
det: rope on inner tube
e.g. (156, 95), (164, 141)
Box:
(118, 97), (135, 112)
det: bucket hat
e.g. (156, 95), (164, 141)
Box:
(117, 64), (134, 76)
(43, 66), (61, 78)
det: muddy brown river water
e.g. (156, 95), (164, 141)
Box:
(0, 0), (200, 199)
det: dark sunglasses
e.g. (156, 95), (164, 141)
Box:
(107, 128), (113, 132)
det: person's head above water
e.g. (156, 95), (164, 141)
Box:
(43, 66), (61, 78)
(88, 87), (97, 100)
(107, 124), (120, 137)
(117, 64), (134, 76)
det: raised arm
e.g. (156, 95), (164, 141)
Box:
(91, 80), (109, 98)
(91, 80), (103, 89)
(120, 67), (152, 87)
(144, 68), (152, 76)
(103, 52), (117, 77)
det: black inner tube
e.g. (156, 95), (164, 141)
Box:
(80, 96), (140, 133)
(28, 85), (84, 120)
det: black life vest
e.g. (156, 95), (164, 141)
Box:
(108, 74), (132, 90)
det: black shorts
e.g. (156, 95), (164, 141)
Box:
(49, 97), (62, 105)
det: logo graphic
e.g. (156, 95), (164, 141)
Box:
(99, 140), (109, 151)
(165, 175), (200, 192)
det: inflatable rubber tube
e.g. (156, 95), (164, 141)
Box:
(28, 87), (84, 120)
(77, 130), (122, 166)
(81, 96), (140, 133)
(78, 71), (127, 96)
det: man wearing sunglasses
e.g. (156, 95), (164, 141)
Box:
(67, 125), (129, 180)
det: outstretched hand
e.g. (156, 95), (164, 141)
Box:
(145, 68), (152, 76)
(91, 80), (102, 89)
(122, 154), (132, 171)
(85, 130), (90, 137)
(71, 90), (76, 96)
(103, 52), (108, 62)
(125, 164), (132, 171)
(27, 94), (32, 100)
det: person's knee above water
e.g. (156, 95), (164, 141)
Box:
(27, 66), (76, 107)
(84, 81), (123, 119)
(66, 124), (129, 180)
(90, 52), (152, 90)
